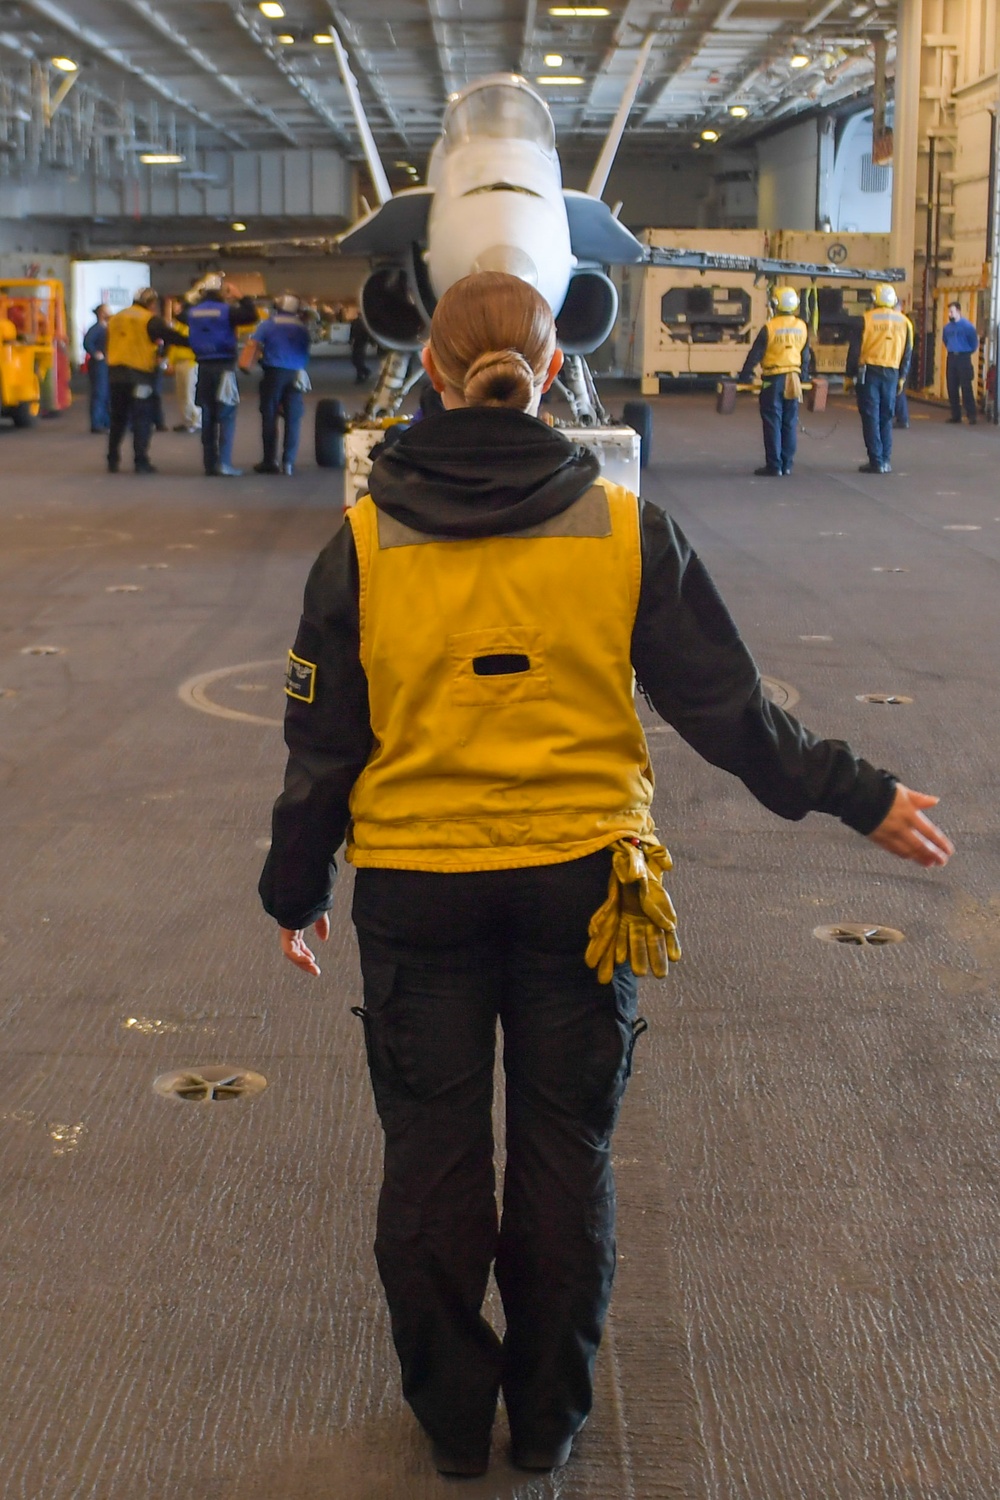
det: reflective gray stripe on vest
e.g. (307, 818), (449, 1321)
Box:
(375, 484), (611, 550)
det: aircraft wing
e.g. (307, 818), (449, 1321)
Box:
(644, 246), (905, 282)
(564, 191), (644, 266)
(337, 189), (435, 256)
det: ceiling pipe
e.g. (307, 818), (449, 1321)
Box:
(119, 0), (298, 146)
(19, 0), (247, 146)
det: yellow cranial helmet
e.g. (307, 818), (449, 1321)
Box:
(774, 287), (799, 314)
(874, 283), (898, 308)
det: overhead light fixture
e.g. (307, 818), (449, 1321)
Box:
(258, 1), (285, 16)
(544, 53), (564, 66)
(729, 104), (748, 118)
(549, 7), (610, 15)
(313, 32), (334, 44)
(537, 75), (585, 84)
(276, 33), (295, 44)
(140, 153), (185, 164)
(790, 53), (810, 68)
(231, 222), (247, 232)
(51, 56), (77, 72)
(701, 129), (720, 142)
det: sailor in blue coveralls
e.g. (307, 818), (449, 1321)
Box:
(245, 293), (312, 476)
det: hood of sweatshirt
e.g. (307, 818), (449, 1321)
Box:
(366, 406), (600, 538)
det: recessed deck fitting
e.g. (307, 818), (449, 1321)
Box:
(814, 924), (904, 946)
(153, 1066), (268, 1103)
(856, 693), (913, 705)
(20, 644), (63, 655)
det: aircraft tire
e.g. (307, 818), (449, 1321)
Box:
(315, 398), (348, 468)
(623, 399), (652, 469)
(12, 402), (36, 429)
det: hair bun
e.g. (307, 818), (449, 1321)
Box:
(463, 348), (535, 409)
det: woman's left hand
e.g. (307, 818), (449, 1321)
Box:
(279, 914), (330, 976)
(868, 785), (954, 868)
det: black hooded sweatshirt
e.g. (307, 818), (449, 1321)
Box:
(259, 407), (896, 930)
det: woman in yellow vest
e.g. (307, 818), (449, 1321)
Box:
(260, 272), (952, 1479)
(738, 286), (810, 476)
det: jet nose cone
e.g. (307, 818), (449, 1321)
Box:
(470, 245), (539, 285)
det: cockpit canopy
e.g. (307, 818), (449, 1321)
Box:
(441, 76), (556, 159)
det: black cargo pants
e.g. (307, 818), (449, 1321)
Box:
(351, 849), (643, 1464)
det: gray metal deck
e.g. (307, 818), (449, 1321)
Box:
(1, 381), (998, 1498)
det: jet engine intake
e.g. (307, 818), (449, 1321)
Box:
(360, 267), (428, 352)
(554, 270), (618, 355)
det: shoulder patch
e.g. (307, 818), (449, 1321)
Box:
(285, 650), (317, 703)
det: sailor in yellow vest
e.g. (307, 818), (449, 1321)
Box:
(164, 299), (200, 433)
(846, 283), (913, 473)
(106, 288), (188, 474)
(259, 272), (952, 1481)
(738, 286), (811, 476)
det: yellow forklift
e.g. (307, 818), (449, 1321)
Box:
(0, 278), (72, 427)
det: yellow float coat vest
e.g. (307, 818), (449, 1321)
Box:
(345, 478), (656, 872)
(760, 314), (808, 376)
(859, 307), (909, 369)
(107, 305), (158, 372)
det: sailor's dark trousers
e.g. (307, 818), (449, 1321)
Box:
(351, 850), (642, 1463)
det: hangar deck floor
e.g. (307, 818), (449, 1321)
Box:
(1, 377), (998, 1500)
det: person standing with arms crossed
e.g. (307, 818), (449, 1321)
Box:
(82, 303), (111, 433)
(242, 292), (311, 476)
(942, 300), (979, 424)
(846, 283), (913, 474)
(260, 271), (952, 1481)
(738, 287), (811, 477)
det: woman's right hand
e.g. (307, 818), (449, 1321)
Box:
(868, 785), (954, 868)
(279, 914), (331, 976)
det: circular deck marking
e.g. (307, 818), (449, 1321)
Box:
(872, 566), (908, 573)
(153, 1066), (268, 1104)
(761, 676), (799, 710)
(20, 644), (63, 656)
(800, 634), (833, 642)
(140, 563), (169, 570)
(856, 692), (912, 705)
(106, 584), (142, 593)
(814, 923), (904, 947)
(942, 524), (981, 531)
(178, 658), (284, 727)
(167, 543), (197, 551)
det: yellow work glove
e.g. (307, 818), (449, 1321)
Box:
(585, 837), (681, 985)
(784, 371), (803, 401)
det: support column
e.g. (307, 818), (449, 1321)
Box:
(891, 0), (923, 279)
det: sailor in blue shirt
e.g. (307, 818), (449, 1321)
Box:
(942, 302), (979, 424)
(82, 303), (111, 432)
(245, 293), (312, 475)
(176, 274), (259, 475)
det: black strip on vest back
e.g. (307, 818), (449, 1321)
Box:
(472, 653), (531, 676)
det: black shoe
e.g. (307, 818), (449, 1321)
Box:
(91, 426), (110, 434)
(858, 461), (882, 473)
(172, 422), (189, 432)
(754, 465), (782, 477)
(946, 416), (962, 423)
(282, 462), (295, 476)
(135, 459), (157, 474)
(155, 424), (168, 433)
(511, 1436), (574, 1472)
(253, 461), (280, 474)
(431, 1443), (489, 1478)
(107, 458), (120, 473)
(969, 415), (977, 424)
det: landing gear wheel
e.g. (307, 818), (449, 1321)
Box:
(12, 402), (36, 429)
(622, 399), (652, 469)
(315, 398), (348, 468)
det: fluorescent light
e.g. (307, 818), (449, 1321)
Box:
(51, 56), (77, 72)
(259, 1), (285, 16)
(729, 104), (748, 118)
(548, 7), (609, 15)
(701, 129), (720, 142)
(790, 53), (810, 67)
(313, 32), (334, 44)
(537, 75), (585, 84)
(277, 34), (295, 44)
(140, 153), (185, 164)
(544, 53), (563, 66)
(231, 222), (248, 231)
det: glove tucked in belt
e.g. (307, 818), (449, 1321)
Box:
(585, 836), (681, 984)
(784, 371), (803, 401)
